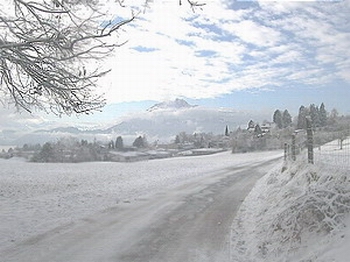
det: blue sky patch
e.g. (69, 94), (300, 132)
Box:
(132, 46), (159, 52)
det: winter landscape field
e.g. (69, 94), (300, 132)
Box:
(1, 140), (349, 261)
(1, 150), (280, 261)
(1, 0), (350, 261)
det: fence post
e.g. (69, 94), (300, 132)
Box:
(291, 134), (296, 161)
(306, 117), (314, 164)
(284, 142), (288, 161)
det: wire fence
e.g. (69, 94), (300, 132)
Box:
(285, 128), (350, 171)
(314, 137), (350, 170)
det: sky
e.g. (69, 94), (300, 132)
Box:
(93, 0), (350, 115)
(0, 0), (350, 127)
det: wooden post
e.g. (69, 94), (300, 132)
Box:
(292, 134), (296, 161)
(306, 117), (314, 164)
(284, 142), (288, 161)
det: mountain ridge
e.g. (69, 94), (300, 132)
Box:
(1, 99), (270, 145)
(146, 98), (197, 112)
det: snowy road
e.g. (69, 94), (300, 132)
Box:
(1, 151), (282, 262)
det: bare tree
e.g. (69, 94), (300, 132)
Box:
(0, 0), (205, 115)
(0, 0), (135, 115)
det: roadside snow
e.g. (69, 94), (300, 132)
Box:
(231, 146), (350, 261)
(0, 151), (281, 253)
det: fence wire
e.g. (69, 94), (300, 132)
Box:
(286, 129), (350, 171)
(314, 138), (350, 170)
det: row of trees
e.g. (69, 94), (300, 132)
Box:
(108, 135), (148, 149)
(273, 109), (292, 129)
(297, 103), (328, 129)
(272, 103), (336, 130)
(30, 135), (148, 162)
(231, 122), (293, 153)
(31, 138), (104, 162)
(230, 102), (348, 153)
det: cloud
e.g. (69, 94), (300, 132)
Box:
(221, 20), (282, 47)
(96, 0), (350, 104)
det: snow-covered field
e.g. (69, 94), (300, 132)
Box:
(231, 140), (350, 261)
(2, 143), (348, 261)
(0, 150), (280, 254)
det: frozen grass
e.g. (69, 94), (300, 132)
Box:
(231, 141), (350, 261)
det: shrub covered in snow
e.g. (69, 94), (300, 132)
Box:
(231, 159), (350, 261)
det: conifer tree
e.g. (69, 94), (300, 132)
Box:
(225, 125), (229, 136)
(273, 109), (283, 129)
(247, 120), (255, 130)
(282, 109), (292, 128)
(133, 136), (145, 148)
(116, 136), (124, 150)
(319, 103), (328, 127)
(297, 105), (308, 129)
(309, 104), (321, 128)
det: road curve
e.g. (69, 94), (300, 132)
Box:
(2, 157), (281, 262)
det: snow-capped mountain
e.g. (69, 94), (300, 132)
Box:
(1, 99), (270, 146)
(146, 98), (196, 112)
(101, 99), (270, 143)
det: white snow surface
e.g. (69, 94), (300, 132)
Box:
(231, 141), (350, 261)
(2, 145), (349, 261)
(0, 151), (280, 253)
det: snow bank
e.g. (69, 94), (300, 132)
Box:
(231, 156), (350, 261)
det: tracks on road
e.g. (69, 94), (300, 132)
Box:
(2, 157), (281, 262)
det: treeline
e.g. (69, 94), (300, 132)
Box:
(231, 102), (349, 153)
(106, 135), (148, 150)
(296, 103), (328, 129)
(31, 138), (105, 163)
(173, 132), (224, 149)
(272, 103), (331, 130)
(3, 102), (349, 162)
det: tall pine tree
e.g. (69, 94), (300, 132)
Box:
(115, 136), (124, 150)
(273, 110), (283, 129)
(309, 104), (321, 128)
(225, 125), (229, 136)
(282, 110), (292, 128)
(297, 105), (308, 129)
(319, 103), (327, 127)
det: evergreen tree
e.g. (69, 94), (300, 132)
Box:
(297, 105), (308, 129)
(115, 136), (124, 150)
(225, 125), (229, 136)
(133, 136), (145, 148)
(247, 120), (255, 130)
(319, 103), (327, 127)
(273, 109), (283, 129)
(282, 109), (292, 128)
(309, 104), (320, 128)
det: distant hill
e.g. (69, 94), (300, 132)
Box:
(2, 99), (270, 146)
(104, 99), (269, 143)
(147, 98), (196, 112)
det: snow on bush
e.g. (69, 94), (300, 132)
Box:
(231, 159), (350, 261)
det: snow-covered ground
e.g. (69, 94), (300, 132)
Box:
(0, 150), (280, 254)
(2, 143), (348, 261)
(231, 140), (350, 261)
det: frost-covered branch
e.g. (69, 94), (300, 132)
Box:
(0, 0), (135, 115)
